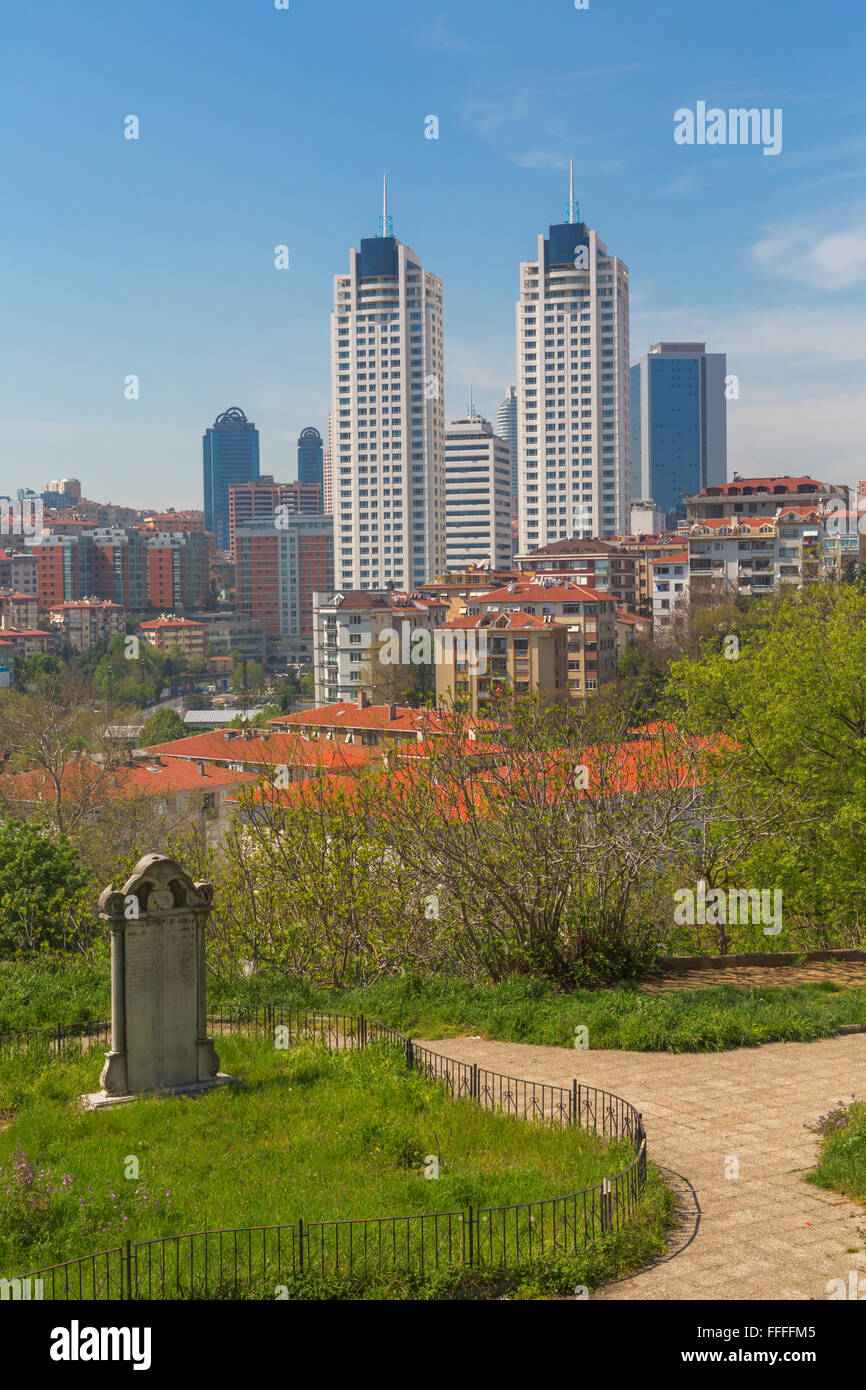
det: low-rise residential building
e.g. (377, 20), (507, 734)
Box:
(312, 589), (448, 706)
(49, 597), (125, 651)
(686, 509), (842, 604)
(0, 755), (256, 842)
(683, 475), (845, 523)
(616, 606), (652, 655)
(139, 614), (206, 658)
(0, 626), (53, 657)
(611, 535), (689, 613)
(514, 538), (640, 611)
(0, 590), (39, 631)
(435, 610), (568, 712)
(651, 552), (690, 638)
(465, 580), (617, 698)
(273, 695), (490, 747)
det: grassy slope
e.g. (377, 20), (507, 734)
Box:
(0, 1037), (671, 1298)
(4, 961), (865, 1052)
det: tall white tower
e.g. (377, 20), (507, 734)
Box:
(331, 176), (446, 590)
(517, 162), (630, 553)
(445, 403), (513, 572)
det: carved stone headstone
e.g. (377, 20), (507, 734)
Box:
(82, 853), (236, 1109)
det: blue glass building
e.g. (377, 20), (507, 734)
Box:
(630, 343), (727, 526)
(203, 407), (260, 551)
(297, 426), (324, 490)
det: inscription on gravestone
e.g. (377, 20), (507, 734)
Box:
(82, 853), (236, 1109)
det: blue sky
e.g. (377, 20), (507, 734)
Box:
(1, 0), (864, 508)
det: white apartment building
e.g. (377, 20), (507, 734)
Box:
(331, 179), (446, 592)
(312, 588), (448, 706)
(687, 509), (843, 604)
(445, 411), (512, 573)
(517, 165), (630, 554)
(651, 551), (690, 638)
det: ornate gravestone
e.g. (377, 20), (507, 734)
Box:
(82, 853), (236, 1109)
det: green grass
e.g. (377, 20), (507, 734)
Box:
(0, 1036), (671, 1299)
(0, 960), (111, 1033)
(806, 1099), (866, 1206)
(5, 960), (865, 1053)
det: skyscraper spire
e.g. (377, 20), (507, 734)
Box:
(379, 169), (393, 237)
(566, 158), (579, 224)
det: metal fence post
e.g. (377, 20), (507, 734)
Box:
(125, 1238), (132, 1301)
(467, 1205), (474, 1267)
(298, 1218), (304, 1275)
(472, 1063), (479, 1103)
(571, 1078), (577, 1127)
(600, 1178), (612, 1232)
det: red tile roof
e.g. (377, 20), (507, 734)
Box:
(4, 758), (258, 801)
(139, 616), (205, 630)
(475, 582), (613, 604)
(273, 703), (491, 737)
(441, 611), (558, 631)
(696, 476), (826, 496)
(687, 517), (777, 532)
(143, 728), (374, 770)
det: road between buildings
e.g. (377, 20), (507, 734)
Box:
(414, 1033), (866, 1300)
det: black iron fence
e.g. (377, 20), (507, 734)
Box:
(2, 1004), (647, 1300)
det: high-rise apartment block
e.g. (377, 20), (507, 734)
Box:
(517, 166), (630, 553)
(203, 407), (260, 551)
(630, 342), (727, 525)
(32, 529), (209, 612)
(496, 386), (519, 500)
(445, 411), (512, 572)
(331, 180), (446, 591)
(235, 513), (334, 664)
(228, 476), (324, 559)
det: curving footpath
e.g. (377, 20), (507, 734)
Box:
(414, 1032), (866, 1300)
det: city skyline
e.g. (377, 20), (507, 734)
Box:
(1, 0), (863, 511)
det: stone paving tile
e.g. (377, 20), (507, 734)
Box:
(415, 1032), (866, 1301)
(636, 960), (866, 993)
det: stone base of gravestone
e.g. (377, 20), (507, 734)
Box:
(81, 852), (240, 1110)
(81, 1075), (236, 1110)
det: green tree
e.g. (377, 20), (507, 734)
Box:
(0, 819), (92, 955)
(667, 582), (866, 945)
(230, 658), (266, 695)
(138, 707), (187, 747)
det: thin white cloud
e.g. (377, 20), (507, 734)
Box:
(419, 18), (476, 52)
(630, 303), (866, 369)
(751, 214), (866, 290)
(513, 150), (570, 170)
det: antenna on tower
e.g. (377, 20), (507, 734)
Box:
(468, 385), (475, 418)
(566, 157), (579, 224)
(379, 169), (393, 237)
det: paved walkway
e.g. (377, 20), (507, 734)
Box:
(636, 960), (866, 993)
(415, 1033), (866, 1300)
